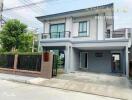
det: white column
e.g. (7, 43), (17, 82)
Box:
(110, 31), (113, 39)
(44, 21), (50, 33)
(125, 46), (129, 77)
(97, 14), (104, 40)
(64, 46), (70, 73)
(65, 17), (72, 37)
(125, 28), (128, 39)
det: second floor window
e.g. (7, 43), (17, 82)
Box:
(79, 21), (89, 36)
(50, 23), (65, 38)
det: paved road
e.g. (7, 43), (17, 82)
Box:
(0, 79), (121, 100)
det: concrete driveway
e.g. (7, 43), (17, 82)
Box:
(57, 71), (132, 89)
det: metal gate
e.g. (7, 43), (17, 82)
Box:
(52, 55), (58, 77)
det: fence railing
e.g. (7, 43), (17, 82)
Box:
(0, 52), (59, 78)
(17, 54), (41, 71)
(0, 54), (15, 69)
(0, 53), (42, 72)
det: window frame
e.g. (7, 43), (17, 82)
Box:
(78, 21), (87, 36)
(50, 23), (65, 38)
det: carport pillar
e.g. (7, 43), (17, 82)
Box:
(125, 46), (129, 77)
(64, 46), (70, 73)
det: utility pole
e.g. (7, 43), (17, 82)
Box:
(31, 28), (38, 52)
(0, 0), (3, 28)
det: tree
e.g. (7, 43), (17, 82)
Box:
(18, 32), (33, 52)
(0, 19), (33, 52)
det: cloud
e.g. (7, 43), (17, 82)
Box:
(122, 0), (132, 9)
(3, 0), (22, 8)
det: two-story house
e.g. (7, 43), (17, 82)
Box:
(36, 3), (130, 77)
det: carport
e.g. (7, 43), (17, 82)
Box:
(70, 40), (129, 76)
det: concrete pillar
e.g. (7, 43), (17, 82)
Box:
(97, 14), (104, 40)
(65, 17), (72, 37)
(125, 28), (128, 39)
(110, 31), (113, 39)
(41, 52), (53, 79)
(125, 46), (129, 77)
(13, 54), (18, 71)
(64, 46), (70, 73)
(70, 47), (74, 72)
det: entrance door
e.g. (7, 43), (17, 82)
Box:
(80, 52), (88, 69)
(112, 53), (121, 73)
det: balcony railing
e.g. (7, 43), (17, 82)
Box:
(40, 30), (130, 40)
(41, 31), (71, 39)
(105, 29), (129, 39)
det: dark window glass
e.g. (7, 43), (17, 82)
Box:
(50, 24), (65, 38)
(79, 21), (87, 36)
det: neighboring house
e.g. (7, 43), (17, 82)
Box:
(36, 3), (131, 77)
(113, 28), (132, 61)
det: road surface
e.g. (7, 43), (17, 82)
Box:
(0, 79), (121, 100)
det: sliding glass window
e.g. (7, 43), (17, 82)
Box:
(50, 23), (65, 38)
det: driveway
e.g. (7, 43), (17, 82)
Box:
(0, 79), (120, 100)
(57, 71), (132, 89)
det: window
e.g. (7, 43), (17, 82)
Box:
(106, 29), (110, 38)
(95, 53), (103, 57)
(50, 24), (65, 38)
(79, 21), (89, 36)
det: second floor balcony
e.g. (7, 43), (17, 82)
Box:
(41, 30), (130, 40)
(105, 29), (130, 40)
(39, 30), (131, 48)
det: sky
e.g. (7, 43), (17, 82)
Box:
(2, 0), (132, 33)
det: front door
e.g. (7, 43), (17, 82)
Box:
(80, 52), (88, 69)
(112, 53), (122, 73)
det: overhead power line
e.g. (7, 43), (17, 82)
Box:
(2, 0), (60, 32)
(20, 0), (44, 14)
(3, 0), (59, 11)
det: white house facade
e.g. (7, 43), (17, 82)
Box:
(36, 3), (131, 77)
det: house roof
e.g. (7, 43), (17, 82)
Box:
(36, 3), (114, 22)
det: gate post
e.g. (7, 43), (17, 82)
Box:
(13, 54), (18, 72)
(41, 51), (53, 79)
